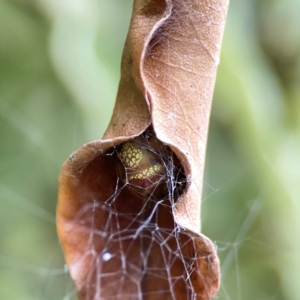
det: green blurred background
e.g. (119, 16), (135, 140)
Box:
(0, 0), (299, 299)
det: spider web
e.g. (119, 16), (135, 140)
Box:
(57, 126), (221, 300)
(0, 144), (266, 300)
(0, 103), (284, 299)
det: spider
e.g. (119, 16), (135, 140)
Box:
(116, 128), (186, 202)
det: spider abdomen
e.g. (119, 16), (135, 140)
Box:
(116, 133), (168, 201)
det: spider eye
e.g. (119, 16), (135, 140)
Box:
(116, 132), (168, 200)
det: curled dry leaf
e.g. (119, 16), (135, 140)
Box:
(57, 0), (228, 299)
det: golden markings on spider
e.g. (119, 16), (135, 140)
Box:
(118, 142), (163, 180)
(129, 165), (163, 180)
(118, 142), (143, 168)
(116, 129), (186, 201)
(116, 132), (168, 200)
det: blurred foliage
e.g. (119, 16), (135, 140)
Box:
(0, 0), (299, 299)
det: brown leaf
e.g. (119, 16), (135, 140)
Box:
(57, 0), (228, 299)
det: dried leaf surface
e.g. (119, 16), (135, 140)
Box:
(57, 0), (228, 299)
